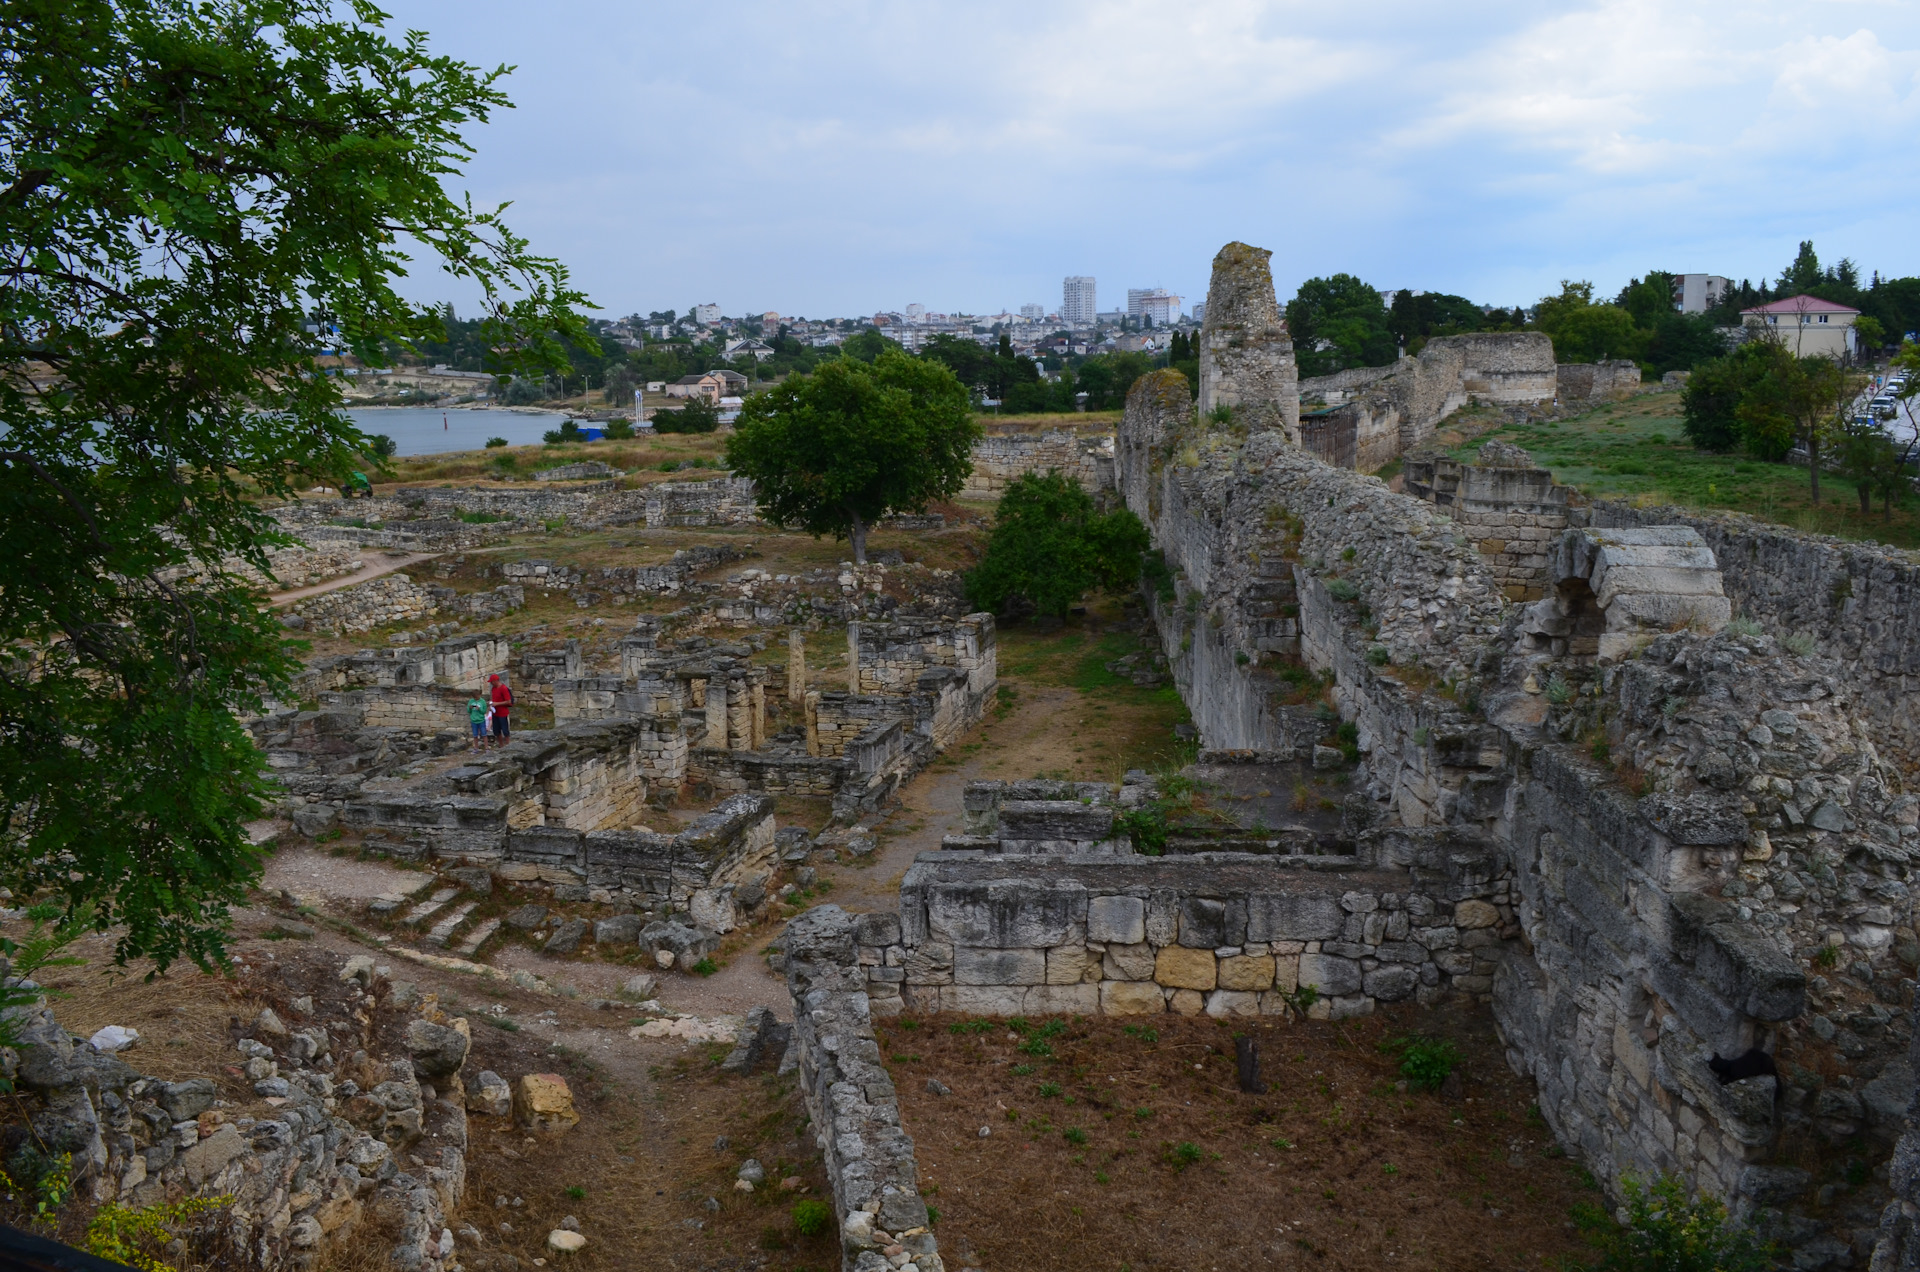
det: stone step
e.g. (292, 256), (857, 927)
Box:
(422, 901), (478, 948)
(400, 887), (460, 929)
(455, 917), (501, 958)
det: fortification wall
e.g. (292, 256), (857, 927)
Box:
(1556, 359), (1642, 400)
(1198, 242), (1300, 444)
(964, 430), (1114, 494)
(1112, 352), (1919, 1252)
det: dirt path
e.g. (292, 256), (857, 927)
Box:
(268, 549), (441, 606)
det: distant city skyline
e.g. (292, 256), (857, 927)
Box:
(377, 1), (1920, 322)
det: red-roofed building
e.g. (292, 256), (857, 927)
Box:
(1740, 294), (1861, 360)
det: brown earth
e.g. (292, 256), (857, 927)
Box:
(879, 1006), (1597, 1272)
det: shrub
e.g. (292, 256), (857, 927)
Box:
(1112, 801), (1170, 856)
(363, 432), (397, 460)
(1574, 1172), (1771, 1272)
(655, 396), (720, 434)
(1385, 1035), (1462, 1091)
(791, 1198), (833, 1237)
(1039, 1082), (1062, 1098)
(602, 417), (633, 440)
(1325, 577), (1359, 602)
(1366, 645), (1390, 666)
(965, 472), (1151, 618)
(485, 436), (508, 448)
(1064, 1127), (1088, 1145)
(542, 420), (584, 445)
(691, 956), (718, 976)
(1783, 632), (1816, 656)
(1166, 1141), (1203, 1171)
(1545, 674), (1572, 705)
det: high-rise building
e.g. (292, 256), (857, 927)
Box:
(1062, 276), (1097, 326)
(1191, 301), (1206, 325)
(693, 302), (721, 324)
(1126, 287), (1181, 325)
(1019, 303), (1045, 322)
(1672, 275), (1731, 314)
(905, 303), (927, 321)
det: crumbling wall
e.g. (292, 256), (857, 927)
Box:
(286, 575), (523, 637)
(964, 430), (1115, 494)
(497, 543), (748, 603)
(1556, 359), (1642, 400)
(783, 905), (941, 1272)
(889, 847), (1514, 1019)
(1197, 242), (1299, 444)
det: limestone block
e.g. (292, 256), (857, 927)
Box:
(1177, 897), (1227, 949)
(1046, 946), (1099, 985)
(1102, 942), (1156, 982)
(514, 1073), (579, 1133)
(1245, 892), (1345, 943)
(1087, 895), (1146, 945)
(954, 947), (1046, 986)
(1145, 891), (1178, 947)
(928, 881), (1084, 948)
(1205, 990), (1262, 1018)
(1026, 984), (1098, 1015)
(1217, 955), (1276, 992)
(1100, 981), (1167, 1016)
(1154, 946), (1217, 991)
(1272, 955), (1300, 993)
(1169, 989), (1206, 1016)
(1363, 966), (1418, 1002)
(944, 984), (1027, 1015)
(1453, 900), (1499, 929)
(1296, 953), (1361, 998)
(181, 1123), (245, 1187)
(904, 941), (954, 986)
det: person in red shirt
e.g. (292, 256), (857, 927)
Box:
(488, 674), (513, 748)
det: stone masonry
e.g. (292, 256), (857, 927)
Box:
(1198, 242), (1299, 445)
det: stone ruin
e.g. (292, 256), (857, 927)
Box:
(776, 242), (1920, 1271)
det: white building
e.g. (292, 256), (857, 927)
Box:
(693, 302), (721, 324)
(1673, 275), (1731, 314)
(1062, 276), (1097, 326)
(1126, 287), (1182, 325)
(905, 303), (927, 322)
(1740, 295), (1860, 360)
(1019, 303), (1045, 322)
(1191, 301), (1206, 325)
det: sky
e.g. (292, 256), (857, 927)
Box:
(378, 0), (1920, 322)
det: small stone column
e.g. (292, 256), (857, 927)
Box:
(804, 690), (821, 757)
(846, 622), (861, 695)
(788, 629), (807, 704)
(727, 676), (751, 750)
(704, 678), (729, 750)
(750, 682), (766, 750)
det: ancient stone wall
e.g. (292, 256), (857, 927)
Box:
(1198, 242), (1299, 444)
(1114, 375), (1920, 1254)
(286, 576), (523, 637)
(963, 430), (1115, 494)
(1586, 499), (1920, 766)
(1, 960), (476, 1272)
(783, 905), (942, 1272)
(1555, 359), (1642, 400)
(496, 543), (747, 603)
(887, 846), (1514, 1019)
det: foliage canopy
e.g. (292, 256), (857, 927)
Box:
(0, 0), (583, 969)
(725, 352), (977, 563)
(966, 472), (1150, 618)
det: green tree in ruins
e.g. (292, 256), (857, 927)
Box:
(726, 352), (979, 563)
(966, 472), (1150, 619)
(0, 0), (585, 969)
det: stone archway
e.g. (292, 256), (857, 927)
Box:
(1526, 526), (1732, 661)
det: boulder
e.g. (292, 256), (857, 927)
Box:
(515, 1073), (579, 1133)
(593, 914), (644, 947)
(618, 974), (659, 1002)
(157, 1078), (216, 1122)
(505, 904), (549, 931)
(447, 866), (493, 895)
(88, 1025), (139, 1054)
(639, 920), (720, 964)
(688, 888), (736, 935)
(466, 1070), (513, 1118)
(405, 1019), (470, 1078)
(544, 918), (589, 955)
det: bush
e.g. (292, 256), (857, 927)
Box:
(1166, 1141), (1203, 1171)
(655, 396), (720, 433)
(1385, 1035), (1462, 1091)
(485, 436), (508, 448)
(1575, 1173), (1771, 1272)
(363, 432), (397, 460)
(505, 377), (545, 406)
(790, 1198), (833, 1238)
(1325, 577), (1359, 602)
(542, 420), (584, 446)
(602, 417), (633, 440)
(965, 471), (1150, 618)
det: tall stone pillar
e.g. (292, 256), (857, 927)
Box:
(804, 690), (822, 757)
(846, 622), (861, 695)
(1198, 241), (1299, 446)
(704, 677), (729, 750)
(788, 629), (807, 704)
(750, 682), (766, 750)
(727, 677), (751, 750)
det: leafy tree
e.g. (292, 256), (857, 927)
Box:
(966, 472), (1150, 618)
(1286, 275), (1396, 377)
(841, 328), (901, 363)
(1779, 240), (1826, 297)
(1615, 272), (1677, 329)
(726, 352), (978, 563)
(1642, 313), (1728, 378)
(1679, 344), (1772, 452)
(1735, 339), (1858, 501)
(1074, 352), (1154, 411)
(654, 396), (720, 434)
(1386, 290), (1492, 351)
(0, 0), (582, 969)
(1532, 281), (1643, 363)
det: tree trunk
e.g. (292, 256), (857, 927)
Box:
(1808, 433), (1821, 506)
(848, 511), (868, 565)
(1859, 481), (1871, 516)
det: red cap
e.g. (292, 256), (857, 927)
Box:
(489, 674), (500, 682)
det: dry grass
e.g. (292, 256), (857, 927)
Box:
(881, 1006), (1596, 1272)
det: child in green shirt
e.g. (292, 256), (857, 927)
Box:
(466, 694), (488, 752)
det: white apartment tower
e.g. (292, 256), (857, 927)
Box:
(1019, 303), (1045, 322)
(1672, 275), (1731, 314)
(1062, 276), (1097, 326)
(1127, 287), (1181, 325)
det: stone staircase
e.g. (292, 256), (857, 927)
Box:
(367, 875), (499, 958)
